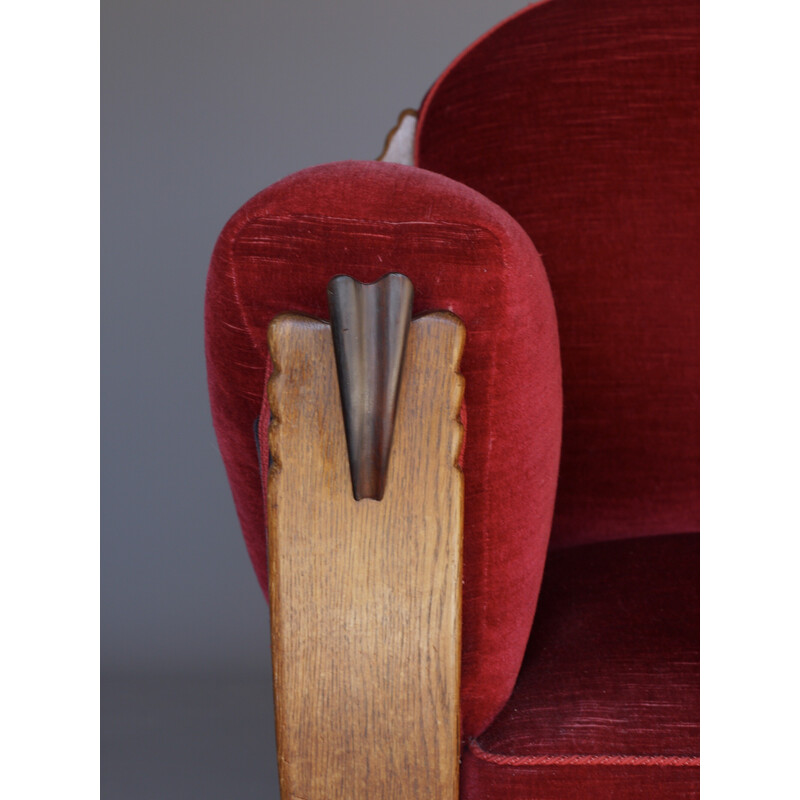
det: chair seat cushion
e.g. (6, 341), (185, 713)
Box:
(461, 533), (699, 800)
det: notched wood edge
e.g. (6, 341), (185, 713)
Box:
(413, 309), (466, 774)
(265, 312), (330, 569)
(265, 312), (329, 800)
(266, 313), (328, 480)
(413, 310), (466, 476)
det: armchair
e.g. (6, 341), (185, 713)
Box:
(205, 0), (699, 797)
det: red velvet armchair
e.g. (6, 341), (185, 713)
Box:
(205, 1), (699, 797)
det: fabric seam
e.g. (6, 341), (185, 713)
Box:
(468, 739), (699, 767)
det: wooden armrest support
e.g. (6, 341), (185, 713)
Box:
(266, 310), (465, 799)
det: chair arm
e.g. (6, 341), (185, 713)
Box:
(264, 305), (464, 799)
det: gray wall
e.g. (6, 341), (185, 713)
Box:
(103, 0), (526, 675)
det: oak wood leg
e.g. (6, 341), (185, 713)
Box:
(265, 311), (464, 799)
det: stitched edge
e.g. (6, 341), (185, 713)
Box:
(467, 739), (699, 767)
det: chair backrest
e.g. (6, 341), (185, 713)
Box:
(416, 0), (700, 548)
(206, 161), (562, 737)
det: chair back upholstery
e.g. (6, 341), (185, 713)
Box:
(416, 0), (700, 548)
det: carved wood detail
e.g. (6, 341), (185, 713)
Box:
(266, 311), (465, 800)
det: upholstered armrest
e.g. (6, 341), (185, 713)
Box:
(205, 161), (562, 744)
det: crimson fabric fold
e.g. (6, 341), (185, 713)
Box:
(205, 161), (563, 737)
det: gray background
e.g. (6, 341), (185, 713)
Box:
(102, 1), (525, 796)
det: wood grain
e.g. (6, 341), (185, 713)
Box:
(266, 311), (465, 800)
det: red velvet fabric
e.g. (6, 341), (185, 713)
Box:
(416, 0), (700, 549)
(205, 161), (562, 737)
(462, 534), (699, 799)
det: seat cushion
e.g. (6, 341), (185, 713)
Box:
(205, 160), (562, 737)
(461, 533), (699, 800)
(416, 0), (700, 549)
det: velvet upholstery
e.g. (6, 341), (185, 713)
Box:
(416, 0), (700, 549)
(205, 161), (563, 737)
(462, 534), (699, 799)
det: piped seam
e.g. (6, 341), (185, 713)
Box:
(468, 739), (699, 767)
